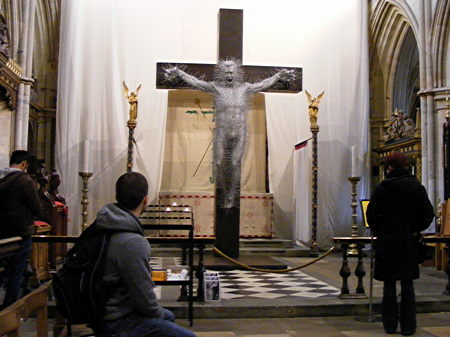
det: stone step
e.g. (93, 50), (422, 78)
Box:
(197, 333), (292, 337)
(197, 333), (236, 337)
(151, 238), (297, 248)
(151, 238), (310, 257)
(239, 238), (295, 248)
(151, 246), (310, 257)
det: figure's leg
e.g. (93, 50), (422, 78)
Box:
(213, 127), (225, 167)
(231, 128), (246, 167)
(400, 279), (416, 335)
(382, 280), (398, 334)
(161, 307), (176, 322)
(2, 237), (32, 308)
(224, 134), (246, 208)
(95, 311), (196, 337)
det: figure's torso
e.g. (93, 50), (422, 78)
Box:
(213, 84), (250, 136)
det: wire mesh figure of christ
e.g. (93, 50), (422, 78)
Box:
(165, 59), (296, 208)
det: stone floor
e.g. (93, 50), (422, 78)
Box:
(10, 251), (450, 336)
(19, 312), (450, 336)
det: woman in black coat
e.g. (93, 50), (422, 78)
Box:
(367, 152), (434, 336)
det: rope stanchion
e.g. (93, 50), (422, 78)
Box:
(212, 246), (335, 273)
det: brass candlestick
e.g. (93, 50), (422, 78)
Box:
(348, 176), (361, 256)
(79, 171), (93, 230)
(306, 90), (325, 256)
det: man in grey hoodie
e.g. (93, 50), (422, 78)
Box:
(92, 172), (196, 337)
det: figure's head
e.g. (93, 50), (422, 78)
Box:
(215, 59), (244, 86)
(385, 151), (408, 170)
(116, 172), (149, 213)
(49, 170), (61, 189)
(9, 150), (30, 171)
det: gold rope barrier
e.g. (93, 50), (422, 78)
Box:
(212, 246), (335, 273)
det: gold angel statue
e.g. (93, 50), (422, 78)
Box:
(122, 81), (142, 123)
(305, 90), (325, 127)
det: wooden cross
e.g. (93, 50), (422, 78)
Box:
(157, 9), (302, 257)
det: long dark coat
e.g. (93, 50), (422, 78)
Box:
(366, 168), (434, 281)
(0, 170), (42, 238)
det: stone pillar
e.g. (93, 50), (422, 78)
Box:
(13, 0), (30, 150)
(0, 101), (12, 167)
(21, 0), (36, 150)
(424, 0), (436, 209)
(14, 0), (35, 150)
(418, 0), (428, 189)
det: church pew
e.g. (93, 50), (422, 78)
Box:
(0, 236), (22, 273)
(0, 300), (21, 337)
(0, 281), (50, 337)
(20, 281), (51, 337)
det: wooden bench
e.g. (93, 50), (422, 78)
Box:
(0, 281), (50, 337)
(0, 236), (22, 273)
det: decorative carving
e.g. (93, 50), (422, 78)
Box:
(384, 109), (416, 143)
(305, 90), (324, 128)
(0, 14), (10, 57)
(122, 81), (141, 124)
(6, 58), (23, 77)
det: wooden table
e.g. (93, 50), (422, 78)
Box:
(333, 235), (450, 298)
(332, 237), (373, 299)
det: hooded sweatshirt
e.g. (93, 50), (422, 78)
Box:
(0, 168), (42, 238)
(95, 203), (163, 322)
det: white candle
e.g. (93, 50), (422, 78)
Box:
(83, 140), (90, 172)
(351, 145), (356, 177)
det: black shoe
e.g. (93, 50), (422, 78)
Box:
(384, 328), (396, 334)
(401, 331), (415, 336)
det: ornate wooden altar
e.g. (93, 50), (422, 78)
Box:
(373, 137), (422, 182)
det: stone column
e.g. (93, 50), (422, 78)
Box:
(13, 0), (29, 150)
(21, 0), (36, 150)
(424, 0), (436, 209)
(0, 101), (12, 167)
(14, 0), (35, 150)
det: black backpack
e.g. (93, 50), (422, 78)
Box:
(52, 222), (115, 325)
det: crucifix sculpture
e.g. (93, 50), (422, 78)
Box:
(157, 9), (302, 257)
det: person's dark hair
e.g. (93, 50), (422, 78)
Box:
(116, 172), (148, 210)
(9, 150), (30, 166)
(385, 151), (408, 169)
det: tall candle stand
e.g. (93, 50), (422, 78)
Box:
(348, 176), (360, 256)
(306, 90), (325, 257)
(123, 81), (141, 173)
(79, 171), (93, 231)
(127, 120), (137, 172)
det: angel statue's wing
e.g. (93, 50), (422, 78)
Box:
(316, 91), (325, 105)
(122, 81), (129, 97)
(305, 89), (312, 103)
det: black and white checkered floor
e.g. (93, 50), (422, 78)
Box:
(150, 257), (340, 300)
(217, 269), (340, 299)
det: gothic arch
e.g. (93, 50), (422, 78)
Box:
(369, 0), (421, 158)
(431, 0), (450, 87)
(392, 28), (419, 121)
(370, 1), (417, 120)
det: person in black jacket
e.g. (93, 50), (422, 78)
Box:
(367, 151), (434, 336)
(0, 150), (43, 309)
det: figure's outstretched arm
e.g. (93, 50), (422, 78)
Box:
(165, 67), (215, 93)
(247, 69), (295, 93)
